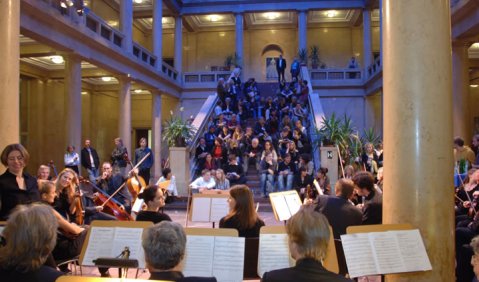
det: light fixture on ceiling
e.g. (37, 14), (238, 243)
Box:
(208, 15), (221, 22)
(219, 32), (225, 37)
(134, 0), (143, 4)
(325, 10), (338, 18)
(107, 20), (118, 27)
(81, 91), (88, 95)
(134, 89), (143, 93)
(264, 12), (280, 20)
(470, 84), (479, 88)
(471, 43), (479, 49)
(50, 55), (64, 64)
(162, 17), (167, 24)
(101, 77), (112, 82)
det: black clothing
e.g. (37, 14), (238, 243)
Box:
(261, 258), (351, 282)
(223, 163), (246, 185)
(0, 265), (63, 282)
(81, 147), (100, 169)
(149, 270), (217, 282)
(314, 195), (362, 239)
(0, 170), (40, 220)
(219, 214), (265, 238)
(361, 190), (383, 225)
(136, 210), (172, 224)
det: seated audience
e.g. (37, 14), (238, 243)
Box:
(362, 143), (379, 175)
(224, 154), (246, 185)
(136, 185), (171, 224)
(260, 152), (277, 197)
(243, 138), (263, 173)
(214, 169), (230, 190)
(277, 153), (296, 192)
(202, 153), (217, 171)
(0, 204), (64, 282)
(261, 207), (351, 282)
(189, 169), (216, 193)
(219, 185), (265, 237)
(142, 221), (217, 281)
(352, 171), (383, 225)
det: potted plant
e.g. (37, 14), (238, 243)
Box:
(224, 53), (242, 70)
(297, 48), (308, 66)
(224, 55), (234, 71)
(309, 45), (320, 69)
(163, 108), (197, 147)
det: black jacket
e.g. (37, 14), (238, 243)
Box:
(81, 147), (100, 169)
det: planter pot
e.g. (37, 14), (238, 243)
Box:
(169, 147), (190, 197)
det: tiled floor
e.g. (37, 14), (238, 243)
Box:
(73, 209), (281, 281)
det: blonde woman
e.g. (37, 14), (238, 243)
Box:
(0, 204), (63, 282)
(219, 185), (264, 237)
(214, 169), (230, 190)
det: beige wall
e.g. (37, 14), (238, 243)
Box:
(365, 92), (383, 137)
(469, 86), (479, 139)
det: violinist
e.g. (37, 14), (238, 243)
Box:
(96, 162), (132, 213)
(54, 168), (85, 224)
(37, 164), (52, 180)
(0, 144), (40, 220)
(135, 185), (171, 224)
(456, 169), (479, 222)
(135, 138), (153, 184)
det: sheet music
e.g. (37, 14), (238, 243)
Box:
(340, 233), (378, 278)
(369, 232), (404, 274)
(191, 197), (212, 222)
(183, 235), (215, 277)
(210, 197), (230, 222)
(212, 237), (245, 282)
(394, 230), (432, 271)
(82, 227), (116, 265)
(258, 233), (293, 277)
(284, 193), (301, 216)
(269, 194), (291, 221)
(131, 198), (144, 213)
(111, 227), (145, 268)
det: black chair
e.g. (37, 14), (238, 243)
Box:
(243, 237), (260, 279)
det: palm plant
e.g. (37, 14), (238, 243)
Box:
(361, 127), (382, 148)
(297, 48), (308, 65)
(309, 45), (320, 69)
(163, 109), (197, 147)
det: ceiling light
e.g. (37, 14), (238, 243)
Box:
(208, 15), (221, 22)
(134, 0), (143, 4)
(134, 89), (142, 93)
(162, 17), (167, 24)
(325, 10), (338, 18)
(264, 12), (280, 20)
(219, 32), (225, 37)
(107, 20), (118, 27)
(50, 55), (64, 64)
(101, 77), (112, 82)
(81, 91), (88, 95)
(471, 84), (479, 88)
(471, 43), (479, 49)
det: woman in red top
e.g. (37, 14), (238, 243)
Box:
(203, 153), (217, 171)
(211, 137), (226, 168)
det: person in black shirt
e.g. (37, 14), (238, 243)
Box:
(224, 154), (246, 185)
(136, 185), (171, 224)
(0, 144), (40, 220)
(219, 185), (265, 238)
(352, 171), (383, 225)
(293, 167), (314, 202)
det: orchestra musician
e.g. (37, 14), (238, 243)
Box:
(135, 185), (171, 224)
(96, 162), (132, 213)
(37, 164), (51, 180)
(0, 144), (40, 221)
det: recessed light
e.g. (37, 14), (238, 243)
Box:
(101, 77), (112, 82)
(50, 56), (64, 64)
(470, 84), (479, 88)
(134, 89), (142, 93)
(81, 91), (88, 95)
(325, 10), (338, 18)
(264, 12), (280, 20)
(208, 15), (221, 22)
(162, 17), (167, 24)
(134, 0), (143, 4)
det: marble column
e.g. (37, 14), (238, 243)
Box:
(235, 13), (244, 67)
(174, 16), (183, 75)
(152, 0), (163, 68)
(298, 10), (308, 53)
(452, 43), (471, 142)
(0, 0), (20, 153)
(363, 9), (373, 68)
(151, 91), (162, 180)
(64, 55), (82, 154)
(120, 0), (133, 53)
(379, 0), (383, 62)
(118, 78), (132, 155)
(383, 1), (453, 281)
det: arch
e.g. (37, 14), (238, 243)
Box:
(261, 44), (283, 56)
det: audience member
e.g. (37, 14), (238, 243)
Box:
(158, 168), (178, 198)
(64, 145), (80, 174)
(135, 137), (153, 184)
(80, 139), (100, 183)
(214, 169), (230, 190)
(224, 154), (246, 185)
(111, 137), (128, 177)
(260, 152), (277, 197)
(277, 153), (296, 191)
(190, 169), (216, 193)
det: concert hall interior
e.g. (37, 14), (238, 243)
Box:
(0, 0), (479, 281)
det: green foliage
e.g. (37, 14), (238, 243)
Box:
(309, 45), (320, 68)
(361, 127), (381, 148)
(297, 48), (308, 65)
(163, 111), (197, 147)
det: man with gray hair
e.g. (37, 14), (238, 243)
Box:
(142, 221), (217, 281)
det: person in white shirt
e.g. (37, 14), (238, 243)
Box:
(189, 169), (216, 193)
(158, 168), (178, 197)
(64, 145), (80, 174)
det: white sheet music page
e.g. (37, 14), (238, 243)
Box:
(212, 237), (245, 282)
(283, 193), (301, 216)
(210, 197), (230, 222)
(369, 232), (404, 274)
(82, 227), (115, 265)
(340, 233), (378, 278)
(111, 227), (146, 268)
(258, 233), (293, 278)
(191, 197), (212, 222)
(269, 193), (291, 221)
(183, 235), (215, 277)
(393, 230), (432, 272)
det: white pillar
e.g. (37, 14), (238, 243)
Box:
(64, 55), (82, 153)
(363, 9), (373, 68)
(0, 0), (20, 154)
(174, 16), (183, 75)
(153, 0), (163, 68)
(151, 91), (162, 180)
(379, 0), (383, 61)
(235, 13), (244, 67)
(118, 78), (132, 154)
(452, 43), (471, 142)
(298, 10), (308, 53)
(120, 0), (133, 53)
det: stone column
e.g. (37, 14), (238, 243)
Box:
(235, 13), (244, 67)
(64, 55), (82, 154)
(152, 0), (163, 68)
(452, 43), (471, 142)
(118, 77), (132, 155)
(363, 9), (373, 68)
(151, 91), (162, 180)
(298, 10), (308, 53)
(383, 1), (453, 281)
(120, 0), (133, 53)
(379, 0), (383, 61)
(0, 0), (20, 153)
(174, 16), (183, 75)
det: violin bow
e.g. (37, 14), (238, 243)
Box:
(336, 145), (346, 179)
(455, 166), (477, 215)
(128, 151), (151, 174)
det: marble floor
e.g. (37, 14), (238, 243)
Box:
(70, 209), (282, 281)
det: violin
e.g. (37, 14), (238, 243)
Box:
(79, 177), (133, 221)
(123, 154), (146, 200)
(69, 181), (84, 226)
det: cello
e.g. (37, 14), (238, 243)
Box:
(123, 153), (149, 201)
